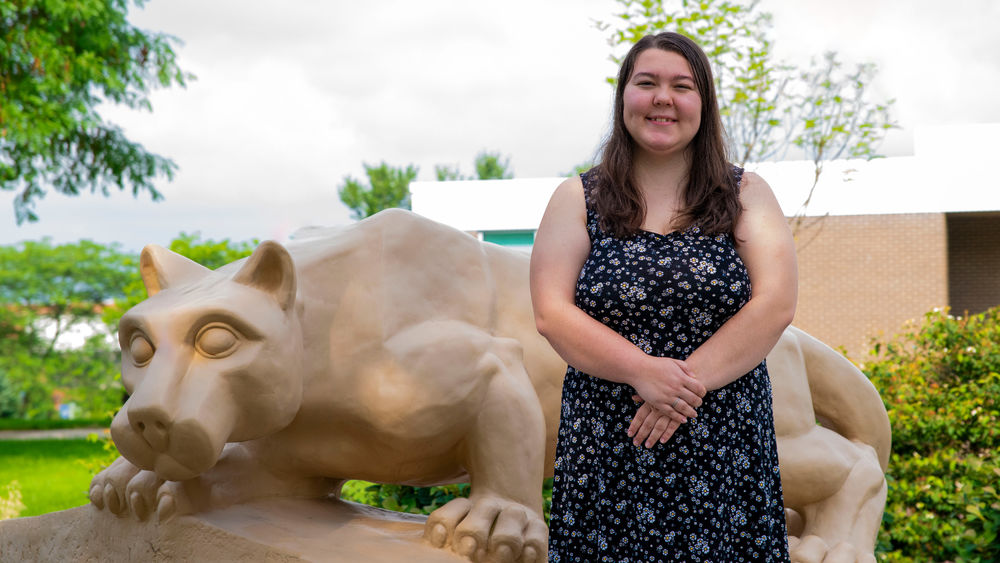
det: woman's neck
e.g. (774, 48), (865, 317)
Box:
(632, 148), (690, 199)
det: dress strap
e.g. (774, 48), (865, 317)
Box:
(580, 168), (598, 209)
(579, 168), (601, 241)
(732, 165), (745, 193)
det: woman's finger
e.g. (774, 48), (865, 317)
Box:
(633, 408), (660, 446)
(674, 358), (697, 381)
(658, 419), (682, 443)
(653, 397), (688, 422)
(682, 375), (707, 398)
(673, 359), (707, 397)
(643, 415), (672, 448)
(627, 402), (653, 438)
(679, 388), (704, 409)
(673, 399), (698, 419)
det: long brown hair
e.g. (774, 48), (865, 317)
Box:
(592, 32), (740, 237)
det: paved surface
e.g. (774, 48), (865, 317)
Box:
(0, 427), (108, 441)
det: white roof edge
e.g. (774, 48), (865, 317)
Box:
(411, 177), (565, 231)
(410, 124), (1000, 231)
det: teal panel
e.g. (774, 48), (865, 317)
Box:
(482, 230), (535, 246)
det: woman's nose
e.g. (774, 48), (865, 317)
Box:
(652, 87), (672, 106)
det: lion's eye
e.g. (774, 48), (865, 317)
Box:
(195, 324), (239, 358)
(129, 334), (154, 366)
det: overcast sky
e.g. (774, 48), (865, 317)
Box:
(3, 0), (999, 250)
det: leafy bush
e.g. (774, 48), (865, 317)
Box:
(863, 307), (1000, 562)
(340, 478), (554, 522)
(79, 431), (121, 478)
(0, 480), (26, 520)
(340, 482), (471, 515)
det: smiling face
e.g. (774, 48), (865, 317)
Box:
(622, 48), (702, 159)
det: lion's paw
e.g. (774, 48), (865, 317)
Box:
(424, 496), (547, 563)
(89, 456), (193, 522)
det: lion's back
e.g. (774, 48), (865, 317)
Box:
(286, 209), (525, 337)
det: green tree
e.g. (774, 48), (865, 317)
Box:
(596, 0), (896, 235)
(563, 161), (595, 177)
(0, 239), (135, 418)
(0, 239), (134, 357)
(473, 150), (513, 180)
(0, 234), (258, 420)
(785, 52), (895, 238)
(434, 164), (466, 181)
(338, 162), (419, 220)
(434, 150), (514, 182)
(0, 0), (191, 224)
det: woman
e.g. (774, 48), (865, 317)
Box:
(530, 32), (796, 561)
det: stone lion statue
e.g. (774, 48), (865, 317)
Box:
(89, 209), (890, 563)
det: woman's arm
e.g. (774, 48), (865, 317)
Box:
(627, 172), (796, 445)
(530, 177), (706, 421)
(684, 171), (798, 390)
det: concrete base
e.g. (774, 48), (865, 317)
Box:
(0, 497), (467, 562)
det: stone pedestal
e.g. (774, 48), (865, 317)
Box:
(0, 497), (467, 562)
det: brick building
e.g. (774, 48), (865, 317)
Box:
(411, 124), (1000, 359)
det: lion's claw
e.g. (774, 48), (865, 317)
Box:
(103, 483), (122, 514)
(156, 493), (176, 522)
(88, 485), (104, 510)
(457, 535), (478, 558)
(128, 491), (147, 521)
(428, 523), (448, 547)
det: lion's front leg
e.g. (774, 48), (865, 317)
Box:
(420, 336), (548, 563)
(780, 428), (886, 563)
(90, 443), (340, 521)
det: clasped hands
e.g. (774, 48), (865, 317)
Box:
(627, 357), (706, 448)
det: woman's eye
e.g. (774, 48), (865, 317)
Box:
(196, 324), (239, 358)
(129, 333), (154, 366)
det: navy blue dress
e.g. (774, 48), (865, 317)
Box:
(547, 169), (790, 562)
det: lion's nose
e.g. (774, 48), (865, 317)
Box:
(128, 406), (171, 452)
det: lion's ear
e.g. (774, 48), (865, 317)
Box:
(232, 241), (297, 311)
(140, 245), (211, 297)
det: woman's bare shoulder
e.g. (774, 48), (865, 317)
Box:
(739, 170), (772, 196)
(545, 175), (587, 216)
(557, 175), (585, 197)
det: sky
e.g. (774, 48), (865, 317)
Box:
(3, 0), (999, 250)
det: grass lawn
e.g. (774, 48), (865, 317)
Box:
(0, 438), (114, 517)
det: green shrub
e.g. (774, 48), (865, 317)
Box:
(863, 307), (1000, 562)
(0, 480), (26, 520)
(340, 478), (554, 522)
(340, 482), (471, 515)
